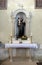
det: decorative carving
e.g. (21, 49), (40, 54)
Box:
(11, 9), (32, 39)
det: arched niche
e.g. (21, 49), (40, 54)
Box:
(11, 9), (32, 39)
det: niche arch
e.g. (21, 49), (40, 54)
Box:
(11, 9), (32, 38)
(15, 12), (26, 38)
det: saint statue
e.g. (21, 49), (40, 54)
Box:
(17, 17), (26, 38)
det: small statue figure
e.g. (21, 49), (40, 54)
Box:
(17, 17), (26, 38)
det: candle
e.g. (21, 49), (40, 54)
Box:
(10, 34), (12, 37)
(30, 33), (32, 36)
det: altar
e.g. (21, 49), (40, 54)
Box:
(4, 40), (38, 62)
(0, 8), (34, 61)
(7, 8), (33, 60)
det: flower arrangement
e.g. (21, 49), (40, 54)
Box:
(21, 35), (27, 40)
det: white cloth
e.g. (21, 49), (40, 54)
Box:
(5, 43), (38, 49)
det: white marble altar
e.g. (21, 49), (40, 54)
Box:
(4, 41), (38, 62)
(5, 43), (38, 49)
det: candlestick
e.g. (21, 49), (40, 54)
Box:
(30, 33), (32, 43)
(10, 34), (12, 43)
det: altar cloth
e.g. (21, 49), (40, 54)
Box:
(5, 43), (38, 49)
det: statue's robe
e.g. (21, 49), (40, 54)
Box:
(17, 21), (26, 38)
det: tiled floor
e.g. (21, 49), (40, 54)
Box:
(1, 58), (37, 65)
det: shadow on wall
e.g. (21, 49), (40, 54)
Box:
(0, 41), (5, 48)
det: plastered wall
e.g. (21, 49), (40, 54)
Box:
(0, 0), (42, 44)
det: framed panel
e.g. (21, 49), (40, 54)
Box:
(0, 0), (7, 10)
(35, 0), (42, 8)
